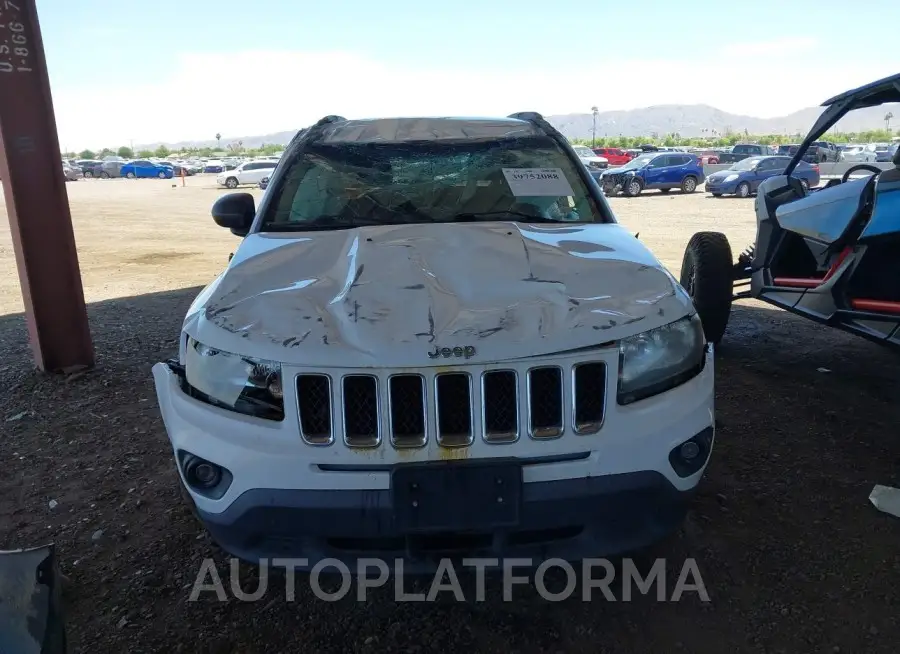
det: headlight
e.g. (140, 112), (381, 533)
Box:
(617, 315), (706, 405)
(723, 174), (739, 182)
(183, 337), (284, 420)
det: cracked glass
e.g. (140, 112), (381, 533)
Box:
(260, 133), (608, 230)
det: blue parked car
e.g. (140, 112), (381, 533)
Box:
(705, 155), (820, 198)
(121, 160), (174, 179)
(598, 151), (705, 197)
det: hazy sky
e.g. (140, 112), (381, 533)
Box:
(38, 0), (900, 149)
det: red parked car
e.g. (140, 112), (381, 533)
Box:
(592, 147), (632, 166)
(695, 149), (721, 165)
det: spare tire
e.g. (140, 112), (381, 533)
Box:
(680, 232), (733, 345)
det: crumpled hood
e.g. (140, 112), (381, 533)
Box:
(185, 222), (693, 367)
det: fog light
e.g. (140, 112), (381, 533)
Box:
(680, 441), (700, 460)
(193, 462), (220, 486)
(182, 453), (224, 491)
(668, 427), (714, 478)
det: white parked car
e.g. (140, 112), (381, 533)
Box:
(572, 144), (609, 170)
(152, 113), (714, 570)
(216, 161), (278, 189)
(840, 144), (876, 162)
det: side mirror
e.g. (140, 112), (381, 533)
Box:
(212, 193), (255, 237)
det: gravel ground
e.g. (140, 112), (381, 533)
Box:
(2, 178), (899, 653)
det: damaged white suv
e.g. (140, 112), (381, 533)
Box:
(152, 113), (715, 570)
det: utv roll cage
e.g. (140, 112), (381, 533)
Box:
(786, 72), (900, 175)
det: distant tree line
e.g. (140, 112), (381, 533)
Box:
(63, 142), (286, 161)
(572, 128), (900, 149)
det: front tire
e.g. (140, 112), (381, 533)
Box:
(83, 170), (94, 179)
(680, 232), (734, 345)
(158, 171), (167, 179)
(225, 177), (239, 189)
(125, 172), (135, 179)
(736, 181), (751, 198)
(624, 178), (642, 197)
(681, 176), (698, 193)
(799, 178), (810, 192)
(100, 171), (110, 179)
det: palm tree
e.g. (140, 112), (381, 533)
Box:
(885, 112), (894, 132)
(215, 133), (221, 151)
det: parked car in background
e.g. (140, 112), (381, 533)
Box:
(571, 145), (609, 170)
(217, 161), (278, 188)
(62, 161), (83, 181)
(599, 151), (705, 196)
(695, 149), (721, 165)
(96, 160), (127, 178)
(704, 155), (819, 198)
(121, 160), (174, 179)
(840, 144), (877, 162)
(592, 147), (631, 166)
(873, 143), (898, 162)
(203, 160), (225, 173)
(809, 141), (840, 162)
(717, 144), (773, 164)
(77, 159), (104, 177)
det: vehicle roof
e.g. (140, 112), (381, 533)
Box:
(821, 72), (900, 108)
(318, 117), (541, 144)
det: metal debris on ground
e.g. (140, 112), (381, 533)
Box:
(869, 485), (900, 518)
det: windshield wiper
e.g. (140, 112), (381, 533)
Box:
(263, 215), (434, 232)
(451, 211), (573, 224)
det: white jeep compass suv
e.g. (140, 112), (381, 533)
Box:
(152, 112), (715, 571)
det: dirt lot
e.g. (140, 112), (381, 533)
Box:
(1, 177), (899, 653)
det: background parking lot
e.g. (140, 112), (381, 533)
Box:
(1, 179), (899, 653)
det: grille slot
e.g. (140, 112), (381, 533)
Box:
(388, 374), (427, 448)
(528, 367), (564, 439)
(482, 370), (518, 443)
(435, 373), (473, 447)
(573, 363), (606, 434)
(342, 375), (380, 447)
(296, 374), (333, 445)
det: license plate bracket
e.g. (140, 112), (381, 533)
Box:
(392, 461), (522, 533)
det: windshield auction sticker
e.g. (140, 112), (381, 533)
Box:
(501, 168), (575, 197)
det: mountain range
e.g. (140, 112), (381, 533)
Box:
(136, 103), (900, 150)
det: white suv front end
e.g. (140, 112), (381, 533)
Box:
(152, 114), (714, 571)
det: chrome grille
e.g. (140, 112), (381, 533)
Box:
(388, 374), (427, 448)
(572, 363), (606, 434)
(435, 373), (473, 447)
(527, 367), (564, 439)
(342, 375), (380, 447)
(296, 374), (333, 445)
(482, 370), (518, 443)
(293, 355), (609, 448)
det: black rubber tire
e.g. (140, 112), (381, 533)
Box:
(736, 181), (751, 198)
(799, 178), (810, 192)
(225, 177), (239, 189)
(158, 171), (167, 179)
(680, 175), (698, 193)
(84, 170), (93, 179)
(125, 172), (135, 179)
(680, 232), (734, 345)
(99, 171), (110, 179)
(623, 177), (643, 197)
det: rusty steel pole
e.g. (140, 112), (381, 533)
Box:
(0, 0), (94, 371)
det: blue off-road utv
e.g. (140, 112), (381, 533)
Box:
(681, 73), (900, 349)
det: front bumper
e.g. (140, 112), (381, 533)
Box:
(197, 467), (701, 572)
(705, 179), (737, 194)
(152, 346), (715, 570)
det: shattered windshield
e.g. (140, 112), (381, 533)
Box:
(260, 135), (607, 229)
